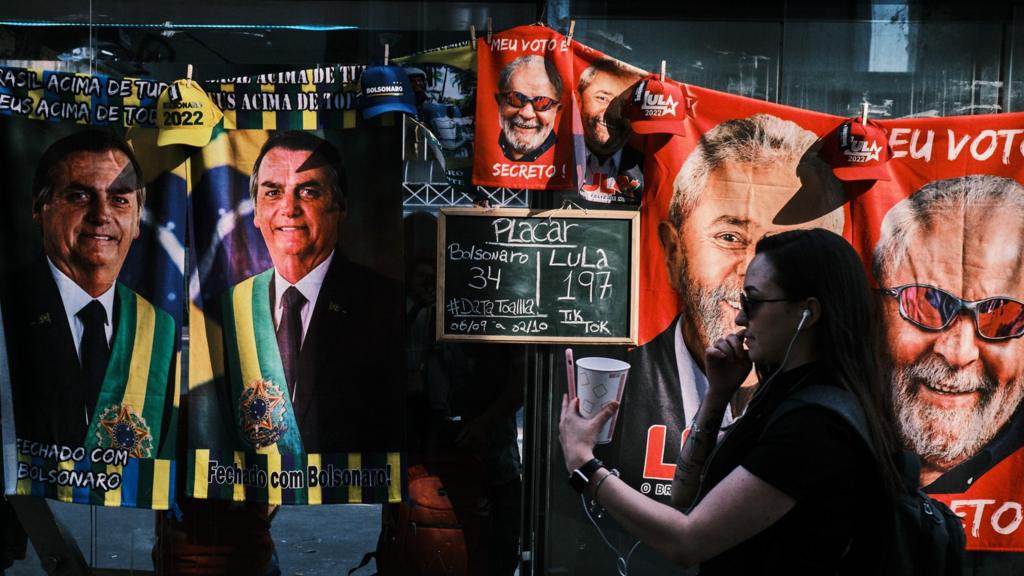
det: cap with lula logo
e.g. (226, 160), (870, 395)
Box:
(155, 79), (224, 147)
(818, 117), (892, 181)
(356, 65), (418, 120)
(621, 74), (687, 137)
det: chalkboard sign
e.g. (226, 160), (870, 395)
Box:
(437, 208), (639, 344)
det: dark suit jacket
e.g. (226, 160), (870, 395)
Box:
(3, 256), (95, 446)
(263, 254), (404, 454)
(595, 315), (691, 505)
(3, 256), (176, 453)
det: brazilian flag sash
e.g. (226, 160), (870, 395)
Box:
(223, 270), (304, 455)
(83, 284), (175, 457)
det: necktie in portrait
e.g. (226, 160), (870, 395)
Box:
(77, 299), (109, 418)
(277, 286), (305, 400)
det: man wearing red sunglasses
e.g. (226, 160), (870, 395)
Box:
(874, 175), (1024, 497)
(495, 55), (563, 162)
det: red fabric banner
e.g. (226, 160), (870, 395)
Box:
(932, 448), (1024, 552)
(624, 75), (1024, 556)
(473, 24), (576, 190)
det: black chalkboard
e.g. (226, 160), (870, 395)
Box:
(437, 208), (639, 343)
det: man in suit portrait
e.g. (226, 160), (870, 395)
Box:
(4, 129), (176, 458)
(223, 131), (402, 455)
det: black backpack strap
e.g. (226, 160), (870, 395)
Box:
(766, 385), (874, 455)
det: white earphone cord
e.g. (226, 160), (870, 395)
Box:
(757, 310), (807, 390)
(581, 494), (641, 576)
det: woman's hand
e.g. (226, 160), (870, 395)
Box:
(558, 394), (619, 472)
(704, 330), (752, 401)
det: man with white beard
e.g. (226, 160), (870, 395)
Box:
(873, 175), (1024, 490)
(595, 113), (846, 503)
(495, 55), (563, 162)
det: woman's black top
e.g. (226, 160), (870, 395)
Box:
(696, 363), (883, 576)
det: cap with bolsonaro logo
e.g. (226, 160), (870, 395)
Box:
(356, 65), (418, 120)
(621, 75), (687, 137)
(818, 117), (892, 181)
(155, 79), (224, 147)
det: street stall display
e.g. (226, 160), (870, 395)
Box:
(0, 18), (1022, 574)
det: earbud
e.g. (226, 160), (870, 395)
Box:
(796, 309), (811, 331)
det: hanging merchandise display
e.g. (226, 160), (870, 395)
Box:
(357, 65), (418, 120)
(0, 21), (1022, 572)
(0, 66), (184, 509)
(570, 41), (648, 204)
(0, 63), (409, 510)
(473, 24), (577, 190)
(187, 67), (407, 505)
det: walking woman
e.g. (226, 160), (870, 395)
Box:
(559, 228), (900, 574)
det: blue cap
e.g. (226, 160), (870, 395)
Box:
(357, 65), (417, 119)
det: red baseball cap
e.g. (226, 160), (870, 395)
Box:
(819, 117), (892, 181)
(621, 75), (687, 137)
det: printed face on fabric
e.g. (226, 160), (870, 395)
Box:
(496, 57), (562, 160)
(661, 159), (843, 353)
(253, 146), (344, 283)
(876, 177), (1024, 482)
(735, 254), (805, 365)
(579, 66), (636, 156)
(33, 149), (142, 294)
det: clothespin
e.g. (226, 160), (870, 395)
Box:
(384, 44), (390, 66)
(567, 20), (575, 43)
(470, 25), (477, 49)
(486, 17), (493, 44)
(660, 61), (666, 82)
(186, 64), (193, 87)
(861, 101), (869, 124)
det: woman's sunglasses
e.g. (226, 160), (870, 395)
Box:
(880, 283), (1024, 341)
(498, 91), (560, 112)
(739, 293), (792, 319)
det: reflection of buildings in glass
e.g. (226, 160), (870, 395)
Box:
(402, 62), (475, 160)
(420, 101), (474, 159)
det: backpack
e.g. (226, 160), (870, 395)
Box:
(769, 385), (966, 576)
(350, 461), (489, 576)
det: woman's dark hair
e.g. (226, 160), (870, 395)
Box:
(755, 228), (900, 494)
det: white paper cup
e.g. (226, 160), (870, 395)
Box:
(575, 357), (630, 444)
